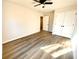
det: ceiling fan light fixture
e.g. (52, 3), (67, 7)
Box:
(33, 0), (53, 8)
(42, 6), (45, 8)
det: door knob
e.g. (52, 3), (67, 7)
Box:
(62, 26), (64, 27)
(61, 25), (64, 27)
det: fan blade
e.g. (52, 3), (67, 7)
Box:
(33, 0), (40, 3)
(34, 4), (41, 7)
(44, 2), (53, 4)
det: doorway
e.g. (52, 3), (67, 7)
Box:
(40, 16), (49, 31)
(40, 15), (54, 32)
(40, 16), (43, 31)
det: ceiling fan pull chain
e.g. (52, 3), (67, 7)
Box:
(42, 4), (45, 8)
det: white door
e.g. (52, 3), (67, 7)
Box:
(53, 10), (76, 38)
(43, 16), (49, 31)
(53, 25), (63, 35)
(53, 12), (64, 35)
(61, 11), (76, 38)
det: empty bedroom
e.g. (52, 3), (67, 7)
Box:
(2, 0), (77, 59)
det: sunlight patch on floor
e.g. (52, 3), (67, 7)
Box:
(40, 44), (62, 53)
(40, 41), (72, 58)
(51, 47), (72, 58)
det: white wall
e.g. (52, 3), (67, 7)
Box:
(3, 1), (42, 44)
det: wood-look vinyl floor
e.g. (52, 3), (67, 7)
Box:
(3, 31), (73, 59)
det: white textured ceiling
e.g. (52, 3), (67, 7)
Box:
(5, 0), (77, 12)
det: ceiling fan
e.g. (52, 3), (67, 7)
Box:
(33, 0), (53, 8)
